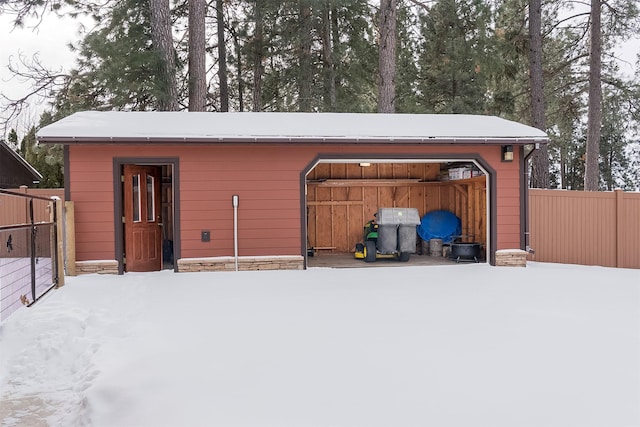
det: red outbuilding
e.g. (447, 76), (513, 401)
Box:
(37, 111), (547, 274)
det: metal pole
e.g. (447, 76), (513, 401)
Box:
(29, 199), (36, 303)
(52, 198), (59, 287)
(523, 143), (539, 253)
(232, 195), (239, 271)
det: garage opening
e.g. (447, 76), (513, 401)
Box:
(304, 159), (489, 267)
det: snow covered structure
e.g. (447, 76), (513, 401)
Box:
(37, 111), (548, 273)
(0, 141), (42, 188)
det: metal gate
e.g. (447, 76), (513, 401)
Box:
(0, 189), (60, 321)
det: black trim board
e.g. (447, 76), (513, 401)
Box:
(519, 147), (526, 250)
(64, 146), (70, 201)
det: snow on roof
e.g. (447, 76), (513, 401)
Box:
(37, 111), (548, 144)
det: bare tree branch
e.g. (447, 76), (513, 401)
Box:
(0, 52), (70, 131)
(0, 0), (119, 26)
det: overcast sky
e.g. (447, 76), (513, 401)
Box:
(1, 13), (79, 99)
(1, 11), (84, 136)
(1, 10), (639, 138)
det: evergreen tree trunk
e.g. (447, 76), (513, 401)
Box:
(230, 26), (244, 111)
(216, 0), (229, 112)
(298, 0), (313, 112)
(378, 0), (396, 113)
(188, 0), (207, 111)
(150, 0), (179, 111)
(528, 0), (549, 188)
(321, 1), (336, 111)
(330, 3), (340, 108)
(605, 149), (613, 190)
(560, 147), (566, 188)
(585, 0), (602, 191)
(252, 1), (264, 111)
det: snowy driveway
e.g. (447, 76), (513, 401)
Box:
(1, 262), (638, 427)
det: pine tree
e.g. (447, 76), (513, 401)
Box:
(216, 0), (230, 111)
(528, 0), (549, 188)
(378, 0), (397, 113)
(150, 0), (179, 111)
(395, 1), (420, 113)
(188, 0), (207, 111)
(62, 0), (161, 111)
(416, 0), (493, 114)
(320, 0), (337, 111)
(19, 123), (63, 188)
(584, 0), (602, 191)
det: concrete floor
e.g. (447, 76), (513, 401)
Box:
(306, 252), (483, 268)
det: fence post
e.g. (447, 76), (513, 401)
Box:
(52, 197), (65, 287)
(29, 198), (36, 302)
(65, 201), (76, 276)
(20, 185), (28, 224)
(615, 189), (624, 268)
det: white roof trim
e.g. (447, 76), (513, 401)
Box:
(37, 111), (548, 143)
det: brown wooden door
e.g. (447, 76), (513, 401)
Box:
(124, 165), (162, 272)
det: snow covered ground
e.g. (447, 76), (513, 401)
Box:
(0, 262), (638, 427)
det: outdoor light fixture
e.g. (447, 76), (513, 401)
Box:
(502, 145), (514, 162)
(359, 162), (371, 167)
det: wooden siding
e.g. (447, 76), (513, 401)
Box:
(529, 189), (640, 269)
(179, 146), (304, 259)
(67, 147), (115, 260)
(68, 144), (522, 263)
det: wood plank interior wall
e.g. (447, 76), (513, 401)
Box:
(306, 163), (487, 253)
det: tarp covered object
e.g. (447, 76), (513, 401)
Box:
(417, 210), (461, 243)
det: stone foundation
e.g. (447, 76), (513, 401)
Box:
(495, 249), (527, 267)
(75, 260), (119, 275)
(177, 256), (304, 272)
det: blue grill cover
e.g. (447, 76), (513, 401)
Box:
(417, 210), (461, 243)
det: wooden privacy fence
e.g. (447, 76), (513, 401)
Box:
(0, 187), (65, 226)
(529, 189), (640, 269)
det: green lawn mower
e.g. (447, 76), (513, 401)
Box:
(354, 208), (421, 263)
